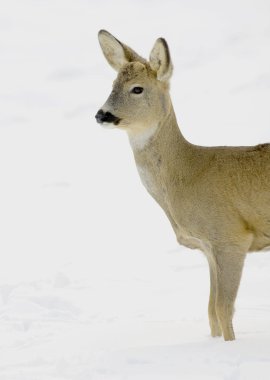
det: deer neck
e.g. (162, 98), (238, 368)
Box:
(129, 103), (194, 185)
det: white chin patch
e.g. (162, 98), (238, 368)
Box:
(101, 122), (116, 129)
(128, 124), (159, 150)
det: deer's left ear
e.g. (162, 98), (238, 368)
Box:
(149, 38), (173, 82)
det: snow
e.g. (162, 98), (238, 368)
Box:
(1, 0), (270, 378)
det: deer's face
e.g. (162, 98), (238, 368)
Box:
(96, 62), (170, 136)
(95, 30), (173, 140)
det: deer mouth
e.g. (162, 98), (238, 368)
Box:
(95, 109), (121, 125)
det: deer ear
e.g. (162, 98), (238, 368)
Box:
(98, 30), (146, 72)
(149, 38), (173, 82)
(98, 30), (128, 71)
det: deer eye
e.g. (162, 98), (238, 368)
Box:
(131, 86), (144, 94)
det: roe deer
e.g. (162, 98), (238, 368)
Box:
(95, 30), (270, 341)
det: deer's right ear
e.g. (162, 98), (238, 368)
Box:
(98, 30), (128, 71)
(98, 30), (146, 72)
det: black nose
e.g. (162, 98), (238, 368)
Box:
(95, 109), (120, 125)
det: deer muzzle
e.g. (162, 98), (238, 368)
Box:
(95, 109), (121, 125)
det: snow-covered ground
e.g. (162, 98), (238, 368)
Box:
(1, 0), (270, 378)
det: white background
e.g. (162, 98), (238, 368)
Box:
(0, 0), (270, 379)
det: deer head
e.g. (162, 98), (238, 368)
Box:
(95, 30), (173, 143)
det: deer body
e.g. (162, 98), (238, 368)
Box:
(133, 104), (270, 252)
(96, 30), (270, 340)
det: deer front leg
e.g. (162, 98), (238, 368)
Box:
(214, 249), (247, 341)
(207, 261), (222, 337)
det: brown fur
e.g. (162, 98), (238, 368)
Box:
(96, 30), (270, 341)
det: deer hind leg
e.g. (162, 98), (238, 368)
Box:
(213, 248), (247, 341)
